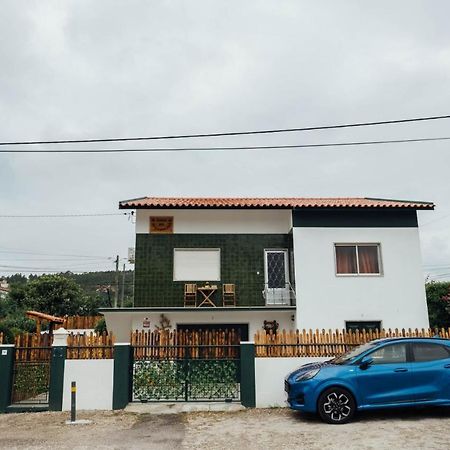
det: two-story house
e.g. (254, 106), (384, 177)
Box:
(101, 197), (433, 342)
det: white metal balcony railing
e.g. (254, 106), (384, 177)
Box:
(263, 282), (296, 306)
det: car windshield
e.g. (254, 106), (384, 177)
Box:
(332, 342), (378, 365)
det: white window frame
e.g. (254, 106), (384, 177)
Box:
(334, 243), (383, 277)
(263, 248), (291, 305)
(173, 248), (221, 281)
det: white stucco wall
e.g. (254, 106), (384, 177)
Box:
(103, 310), (295, 342)
(136, 209), (292, 234)
(293, 227), (429, 330)
(255, 357), (329, 407)
(62, 359), (114, 411)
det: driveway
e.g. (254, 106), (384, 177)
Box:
(0, 407), (448, 449)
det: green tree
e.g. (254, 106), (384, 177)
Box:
(0, 299), (11, 319)
(23, 274), (84, 316)
(94, 317), (107, 334)
(8, 284), (29, 310)
(6, 273), (27, 285)
(426, 281), (450, 328)
(0, 322), (15, 344)
(1, 316), (36, 334)
(78, 294), (110, 316)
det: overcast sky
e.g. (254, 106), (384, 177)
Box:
(1, 0), (450, 280)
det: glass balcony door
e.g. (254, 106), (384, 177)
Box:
(264, 249), (290, 305)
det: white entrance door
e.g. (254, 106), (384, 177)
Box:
(264, 249), (290, 305)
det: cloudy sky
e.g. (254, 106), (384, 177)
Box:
(0, 0), (450, 280)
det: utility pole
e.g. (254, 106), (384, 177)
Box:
(120, 263), (126, 307)
(114, 255), (119, 308)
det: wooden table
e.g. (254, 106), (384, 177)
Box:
(197, 285), (218, 307)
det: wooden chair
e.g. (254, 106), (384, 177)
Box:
(184, 283), (197, 307)
(222, 283), (236, 306)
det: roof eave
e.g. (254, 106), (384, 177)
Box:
(119, 203), (294, 210)
(118, 197), (435, 210)
(119, 203), (435, 211)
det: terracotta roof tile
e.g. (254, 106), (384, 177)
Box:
(119, 197), (434, 210)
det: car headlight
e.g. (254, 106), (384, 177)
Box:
(295, 368), (320, 382)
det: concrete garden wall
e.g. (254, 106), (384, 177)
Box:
(62, 359), (114, 411)
(255, 357), (329, 408)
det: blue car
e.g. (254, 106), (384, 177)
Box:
(285, 337), (450, 424)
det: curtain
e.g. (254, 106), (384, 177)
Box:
(358, 246), (379, 274)
(336, 246), (357, 274)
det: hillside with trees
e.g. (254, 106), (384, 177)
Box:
(0, 271), (134, 343)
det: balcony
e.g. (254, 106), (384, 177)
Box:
(263, 282), (296, 307)
(182, 282), (296, 308)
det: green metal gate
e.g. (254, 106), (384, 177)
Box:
(11, 346), (52, 406)
(132, 344), (240, 402)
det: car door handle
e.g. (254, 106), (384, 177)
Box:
(444, 364), (450, 369)
(394, 368), (408, 372)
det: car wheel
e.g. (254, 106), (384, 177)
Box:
(318, 387), (356, 424)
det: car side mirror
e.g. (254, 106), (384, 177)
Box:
(359, 356), (374, 370)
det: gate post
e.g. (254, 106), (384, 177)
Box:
(0, 344), (14, 413)
(49, 328), (69, 411)
(240, 341), (256, 408)
(113, 343), (132, 410)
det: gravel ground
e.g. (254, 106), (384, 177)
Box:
(184, 407), (450, 450)
(0, 407), (449, 450)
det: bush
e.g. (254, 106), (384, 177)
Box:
(1, 316), (36, 334)
(94, 317), (107, 334)
(0, 322), (15, 344)
(426, 281), (450, 328)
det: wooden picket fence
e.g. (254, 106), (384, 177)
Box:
(14, 333), (52, 362)
(254, 328), (450, 357)
(10, 331), (114, 361)
(60, 315), (103, 330)
(131, 329), (241, 360)
(66, 332), (114, 359)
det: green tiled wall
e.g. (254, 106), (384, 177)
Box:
(134, 234), (292, 307)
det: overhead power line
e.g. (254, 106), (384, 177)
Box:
(0, 212), (128, 217)
(1, 114), (450, 146)
(0, 263), (113, 271)
(427, 272), (450, 279)
(423, 264), (450, 269)
(0, 248), (112, 259)
(0, 269), (110, 274)
(0, 257), (111, 262)
(1, 136), (450, 154)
